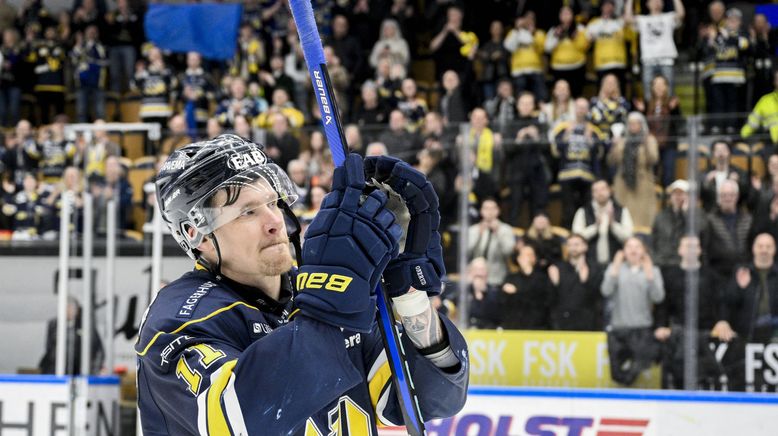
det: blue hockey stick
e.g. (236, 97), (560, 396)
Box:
(289, 1), (426, 434)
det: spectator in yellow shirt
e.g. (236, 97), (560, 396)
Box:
(586, 0), (628, 94)
(503, 12), (547, 102)
(254, 88), (305, 129)
(545, 6), (589, 97)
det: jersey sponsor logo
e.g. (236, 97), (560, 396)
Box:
(177, 281), (217, 318)
(160, 334), (194, 367)
(344, 333), (361, 349)
(227, 150), (267, 171)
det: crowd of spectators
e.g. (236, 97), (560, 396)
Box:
(1, 0), (778, 388)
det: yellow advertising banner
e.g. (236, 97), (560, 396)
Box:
(464, 329), (660, 389)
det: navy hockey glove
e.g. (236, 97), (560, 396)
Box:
(363, 156), (445, 297)
(295, 154), (402, 332)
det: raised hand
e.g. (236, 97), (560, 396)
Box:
(295, 154), (402, 332)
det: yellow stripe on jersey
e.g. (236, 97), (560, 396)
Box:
(207, 359), (238, 435)
(368, 361), (392, 427)
(136, 301), (259, 356)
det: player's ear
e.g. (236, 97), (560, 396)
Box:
(187, 226), (213, 254)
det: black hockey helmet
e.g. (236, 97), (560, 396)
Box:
(155, 134), (299, 261)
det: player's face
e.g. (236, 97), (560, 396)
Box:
(211, 180), (293, 278)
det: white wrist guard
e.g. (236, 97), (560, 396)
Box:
(392, 290), (430, 317)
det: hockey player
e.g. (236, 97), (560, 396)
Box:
(137, 134), (468, 435)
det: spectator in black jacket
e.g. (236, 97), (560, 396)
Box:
(33, 25), (67, 125)
(1, 28), (24, 127)
(749, 175), (778, 255)
(351, 81), (388, 132)
(71, 25), (108, 122)
(500, 244), (552, 330)
(467, 257), (504, 329)
(524, 212), (563, 269)
(548, 234), (603, 331)
(104, 0), (143, 93)
(503, 92), (548, 225)
(476, 20), (510, 102)
(704, 179), (752, 283)
(722, 234), (778, 345)
(378, 109), (421, 163)
(651, 179), (707, 278)
(264, 112), (300, 174)
(328, 14), (366, 87)
(654, 235), (730, 388)
(749, 155), (778, 210)
(700, 140), (749, 211)
(439, 70), (468, 125)
(38, 297), (103, 375)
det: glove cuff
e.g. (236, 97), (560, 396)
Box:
(383, 258), (441, 297)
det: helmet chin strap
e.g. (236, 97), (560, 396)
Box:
(196, 233), (224, 280)
(279, 201), (304, 268)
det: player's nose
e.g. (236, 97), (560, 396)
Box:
(260, 205), (284, 235)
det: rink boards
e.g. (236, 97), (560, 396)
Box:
(0, 375), (119, 436)
(380, 386), (778, 436)
(2, 377), (777, 435)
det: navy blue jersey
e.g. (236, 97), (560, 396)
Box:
(136, 268), (469, 435)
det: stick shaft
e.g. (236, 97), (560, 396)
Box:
(289, 1), (426, 434)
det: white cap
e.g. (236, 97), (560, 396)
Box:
(667, 179), (690, 193)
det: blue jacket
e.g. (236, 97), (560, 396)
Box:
(136, 268), (469, 435)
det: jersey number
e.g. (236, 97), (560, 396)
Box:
(175, 343), (227, 396)
(304, 396), (371, 436)
(296, 273), (353, 292)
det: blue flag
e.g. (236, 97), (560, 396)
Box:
(144, 4), (242, 60)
